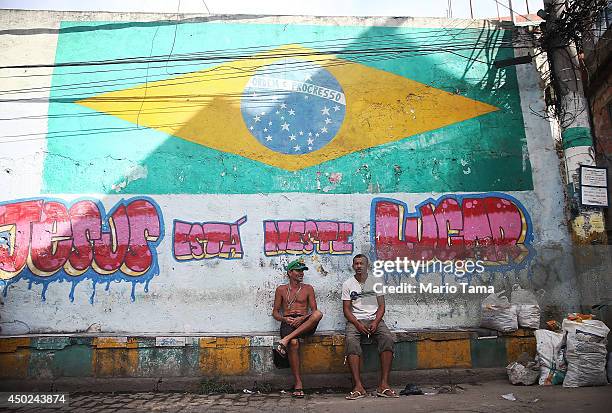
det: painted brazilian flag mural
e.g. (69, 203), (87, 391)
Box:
(43, 21), (532, 194)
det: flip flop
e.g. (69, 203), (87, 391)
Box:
(274, 342), (288, 358)
(376, 388), (399, 398)
(292, 389), (305, 398)
(345, 390), (367, 400)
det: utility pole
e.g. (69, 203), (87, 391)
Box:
(544, 0), (607, 244)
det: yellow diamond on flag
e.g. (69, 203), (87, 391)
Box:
(77, 45), (498, 171)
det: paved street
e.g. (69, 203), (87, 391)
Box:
(4, 381), (612, 412)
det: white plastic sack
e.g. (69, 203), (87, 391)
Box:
(480, 291), (518, 333)
(535, 329), (566, 385)
(563, 319), (609, 387)
(507, 361), (539, 385)
(511, 284), (542, 329)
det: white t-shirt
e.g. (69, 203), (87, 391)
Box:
(341, 275), (383, 320)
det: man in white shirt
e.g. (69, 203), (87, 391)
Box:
(342, 254), (397, 399)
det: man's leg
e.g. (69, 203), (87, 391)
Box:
(347, 355), (365, 393)
(345, 322), (366, 395)
(373, 320), (396, 393)
(379, 350), (393, 390)
(279, 310), (323, 348)
(287, 338), (302, 391)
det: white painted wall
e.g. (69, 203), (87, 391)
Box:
(0, 10), (577, 335)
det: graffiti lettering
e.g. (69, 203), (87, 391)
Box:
(372, 194), (532, 264)
(173, 217), (247, 260)
(0, 197), (162, 281)
(264, 220), (353, 256)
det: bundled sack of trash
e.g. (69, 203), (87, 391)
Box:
(535, 329), (566, 385)
(562, 318), (609, 387)
(511, 284), (543, 329)
(506, 352), (539, 385)
(480, 291), (518, 333)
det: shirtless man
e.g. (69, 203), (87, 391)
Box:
(272, 259), (323, 397)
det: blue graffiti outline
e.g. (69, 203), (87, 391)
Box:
(0, 196), (165, 303)
(369, 192), (535, 285)
(171, 216), (247, 262)
(262, 219), (354, 257)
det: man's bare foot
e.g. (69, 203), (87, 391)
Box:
(352, 386), (366, 395)
(346, 387), (367, 400)
(376, 387), (398, 398)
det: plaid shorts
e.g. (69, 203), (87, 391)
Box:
(344, 319), (395, 356)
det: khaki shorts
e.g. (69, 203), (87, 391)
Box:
(344, 319), (395, 357)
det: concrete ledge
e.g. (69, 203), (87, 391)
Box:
(0, 368), (506, 393)
(0, 330), (534, 379)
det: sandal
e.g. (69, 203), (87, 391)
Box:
(345, 390), (367, 400)
(376, 388), (399, 398)
(292, 388), (305, 398)
(274, 342), (288, 358)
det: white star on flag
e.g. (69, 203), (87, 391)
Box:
(281, 122), (290, 131)
(325, 118), (332, 124)
(280, 103), (287, 109)
(288, 109), (295, 115)
(265, 135), (273, 141)
(289, 134), (296, 141)
(321, 127), (328, 133)
(254, 115), (261, 122)
(333, 105), (340, 111)
(293, 145), (301, 151)
(307, 138), (314, 145)
(299, 131), (303, 135)
(321, 106), (330, 116)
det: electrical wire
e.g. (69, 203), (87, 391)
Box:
(0, 19), (527, 143)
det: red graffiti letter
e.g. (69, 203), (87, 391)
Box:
(29, 201), (72, 276)
(93, 205), (130, 274)
(0, 200), (42, 279)
(122, 200), (160, 275)
(66, 200), (101, 276)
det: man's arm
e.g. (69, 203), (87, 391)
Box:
(272, 287), (287, 323)
(293, 285), (318, 327)
(343, 300), (370, 335)
(369, 295), (386, 333)
(307, 284), (318, 312)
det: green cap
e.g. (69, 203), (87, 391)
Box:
(287, 259), (308, 271)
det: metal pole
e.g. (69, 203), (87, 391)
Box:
(469, 0), (474, 18)
(543, 0), (606, 244)
(508, 0), (516, 24)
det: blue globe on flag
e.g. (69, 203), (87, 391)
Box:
(241, 58), (347, 155)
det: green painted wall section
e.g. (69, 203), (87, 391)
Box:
(470, 337), (507, 369)
(43, 21), (532, 194)
(561, 127), (593, 149)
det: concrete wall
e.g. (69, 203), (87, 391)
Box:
(0, 329), (536, 382)
(0, 10), (580, 335)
